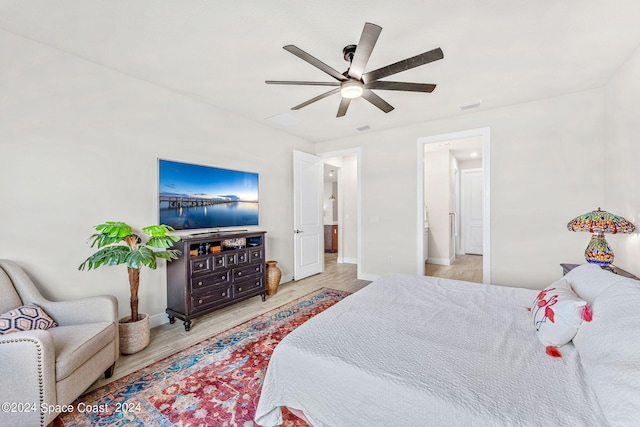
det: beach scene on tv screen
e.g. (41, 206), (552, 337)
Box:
(159, 160), (259, 230)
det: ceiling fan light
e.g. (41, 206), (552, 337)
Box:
(340, 81), (364, 99)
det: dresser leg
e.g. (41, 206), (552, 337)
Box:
(184, 320), (191, 331)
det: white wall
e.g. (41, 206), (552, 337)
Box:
(316, 88), (607, 288)
(0, 31), (313, 323)
(604, 45), (640, 273)
(424, 150), (451, 264)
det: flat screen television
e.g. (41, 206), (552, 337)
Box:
(158, 159), (259, 231)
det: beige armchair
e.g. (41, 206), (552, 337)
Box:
(0, 259), (119, 426)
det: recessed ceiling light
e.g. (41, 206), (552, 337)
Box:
(356, 125), (372, 132)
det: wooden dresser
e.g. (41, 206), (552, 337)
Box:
(560, 263), (640, 280)
(166, 230), (266, 331)
(324, 224), (338, 253)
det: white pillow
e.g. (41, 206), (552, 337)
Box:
(573, 279), (640, 426)
(531, 279), (592, 353)
(563, 263), (626, 304)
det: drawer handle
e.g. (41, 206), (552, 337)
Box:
(238, 287), (243, 292)
(198, 299), (203, 304)
(238, 272), (242, 276)
(198, 263), (204, 268)
(197, 281), (203, 286)
(221, 275), (226, 280)
(221, 292), (226, 297)
(255, 267), (260, 271)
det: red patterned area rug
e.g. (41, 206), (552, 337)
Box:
(54, 288), (350, 427)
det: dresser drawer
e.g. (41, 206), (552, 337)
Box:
(190, 257), (211, 274)
(233, 263), (263, 281)
(237, 250), (249, 264)
(191, 285), (232, 311)
(190, 271), (230, 293)
(212, 254), (226, 270)
(249, 247), (263, 263)
(225, 253), (238, 267)
(234, 277), (264, 298)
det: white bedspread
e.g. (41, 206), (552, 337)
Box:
(255, 274), (608, 426)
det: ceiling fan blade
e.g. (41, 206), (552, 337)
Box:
(362, 47), (444, 83)
(362, 89), (394, 113)
(283, 45), (347, 82)
(337, 97), (351, 117)
(348, 22), (382, 80)
(365, 81), (436, 92)
(291, 88), (341, 110)
(266, 80), (340, 86)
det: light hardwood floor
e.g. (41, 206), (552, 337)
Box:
(425, 254), (483, 283)
(88, 253), (370, 392)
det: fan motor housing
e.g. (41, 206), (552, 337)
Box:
(343, 44), (357, 62)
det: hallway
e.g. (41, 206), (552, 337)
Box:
(425, 255), (483, 283)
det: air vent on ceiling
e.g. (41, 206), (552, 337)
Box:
(458, 100), (482, 111)
(356, 125), (372, 132)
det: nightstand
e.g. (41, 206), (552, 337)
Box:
(560, 263), (640, 280)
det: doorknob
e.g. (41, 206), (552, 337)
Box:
(294, 229), (304, 234)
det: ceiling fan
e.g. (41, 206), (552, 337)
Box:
(266, 22), (443, 117)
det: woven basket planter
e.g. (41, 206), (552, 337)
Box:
(266, 260), (282, 295)
(118, 313), (150, 355)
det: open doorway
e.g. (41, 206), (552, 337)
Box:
(323, 164), (340, 267)
(320, 148), (361, 278)
(416, 128), (491, 284)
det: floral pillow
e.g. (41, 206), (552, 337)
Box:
(0, 304), (58, 335)
(530, 279), (592, 357)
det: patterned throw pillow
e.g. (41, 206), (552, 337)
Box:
(530, 279), (592, 357)
(0, 304), (58, 335)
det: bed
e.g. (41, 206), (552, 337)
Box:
(254, 264), (640, 426)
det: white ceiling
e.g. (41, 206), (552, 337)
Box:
(1, 1), (639, 143)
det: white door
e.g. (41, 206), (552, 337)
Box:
(293, 150), (324, 280)
(462, 169), (484, 255)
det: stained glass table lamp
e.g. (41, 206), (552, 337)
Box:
(567, 208), (635, 266)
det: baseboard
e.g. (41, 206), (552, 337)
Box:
(358, 272), (380, 281)
(339, 257), (358, 264)
(149, 311), (169, 328)
(427, 257), (452, 266)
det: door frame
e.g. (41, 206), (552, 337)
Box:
(416, 127), (491, 283)
(318, 147), (363, 279)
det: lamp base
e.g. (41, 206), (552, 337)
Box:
(584, 232), (614, 266)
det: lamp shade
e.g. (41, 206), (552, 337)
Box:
(567, 208), (635, 266)
(567, 208), (635, 234)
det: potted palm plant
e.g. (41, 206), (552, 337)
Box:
(79, 221), (181, 354)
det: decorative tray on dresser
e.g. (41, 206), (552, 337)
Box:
(166, 230), (266, 331)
